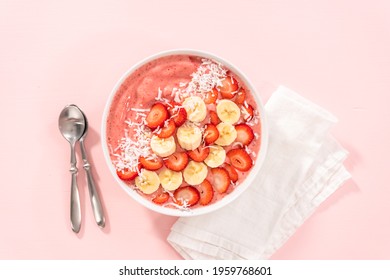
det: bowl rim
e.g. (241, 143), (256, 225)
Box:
(101, 48), (269, 217)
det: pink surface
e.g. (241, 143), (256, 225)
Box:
(0, 0), (389, 259)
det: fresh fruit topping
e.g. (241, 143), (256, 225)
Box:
(241, 103), (254, 122)
(218, 76), (239, 99)
(227, 148), (253, 172)
(235, 123), (254, 146)
(158, 168), (183, 191)
(224, 163), (239, 183)
(215, 122), (237, 146)
(152, 192), (170, 204)
(174, 186), (200, 207)
(187, 145), (210, 162)
(135, 169), (161, 194)
(204, 145), (226, 168)
(211, 167), (230, 194)
(167, 102), (187, 127)
(235, 89), (246, 105)
(146, 103), (169, 129)
(183, 161), (208, 186)
(155, 119), (176, 138)
(209, 110), (220, 125)
(197, 179), (214, 205)
(216, 99), (241, 124)
(204, 88), (219, 104)
(139, 156), (163, 171)
(182, 96), (207, 122)
(116, 167), (139, 181)
(177, 124), (202, 150)
(150, 135), (176, 157)
(164, 152), (189, 171)
(204, 123), (219, 145)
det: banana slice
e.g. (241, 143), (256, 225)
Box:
(182, 96), (207, 122)
(135, 169), (160, 194)
(204, 145), (226, 168)
(177, 124), (202, 150)
(159, 168), (183, 191)
(216, 99), (241, 124)
(150, 135), (176, 157)
(183, 161), (208, 186)
(215, 122), (237, 146)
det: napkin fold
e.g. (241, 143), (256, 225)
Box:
(167, 86), (351, 260)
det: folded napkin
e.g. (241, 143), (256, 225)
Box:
(167, 86), (351, 260)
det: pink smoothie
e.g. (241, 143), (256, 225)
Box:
(105, 54), (262, 210)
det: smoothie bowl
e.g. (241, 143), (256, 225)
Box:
(102, 49), (268, 216)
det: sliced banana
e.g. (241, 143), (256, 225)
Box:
(204, 145), (226, 168)
(182, 96), (207, 122)
(215, 122), (237, 146)
(150, 135), (176, 157)
(183, 161), (208, 186)
(216, 99), (241, 124)
(135, 169), (160, 194)
(176, 124), (202, 150)
(158, 168), (183, 191)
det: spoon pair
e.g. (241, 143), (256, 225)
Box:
(58, 105), (105, 233)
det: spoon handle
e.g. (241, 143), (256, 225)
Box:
(80, 140), (105, 228)
(70, 143), (81, 233)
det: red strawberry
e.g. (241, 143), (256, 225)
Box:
(209, 110), (220, 125)
(187, 146), (210, 162)
(167, 102), (187, 127)
(211, 167), (230, 194)
(152, 192), (170, 204)
(204, 88), (218, 104)
(235, 88), (246, 105)
(197, 179), (214, 205)
(146, 103), (169, 129)
(218, 76), (239, 99)
(203, 123), (219, 145)
(224, 163), (239, 183)
(235, 123), (254, 146)
(155, 119), (176, 138)
(164, 152), (189, 171)
(227, 148), (253, 172)
(139, 156), (163, 171)
(241, 103), (254, 122)
(174, 186), (200, 207)
(116, 166), (139, 181)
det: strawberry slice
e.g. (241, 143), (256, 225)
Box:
(139, 156), (163, 171)
(204, 123), (219, 145)
(174, 186), (200, 207)
(167, 101), (187, 127)
(164, 152), (189, 171)
(211, 167), (230, 193)
(155, 119), (176, 138)
(209, 110), (220, 125)
(197, 179), (214, 205)
(218, 76), (239, 99)
(116, 166), (139, 181)
(204, 88), (218, 104)
(227, 148), (253, 172)
(235, 88), (246, 105)
(224, 163), (239, 183)
(152, 192), (170, 204)
(235, 123), (254, 146)
(146, 103), (169, 129)
(187, 145), (210, 162)
(241, 103), (254, 122)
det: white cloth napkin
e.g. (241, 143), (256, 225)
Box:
(167, 86), (351, 260)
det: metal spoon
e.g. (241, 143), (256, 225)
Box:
(77, 107), (105, 228)
(58, 105), (85, 233)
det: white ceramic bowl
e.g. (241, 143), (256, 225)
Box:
(101, 49), (268, 216)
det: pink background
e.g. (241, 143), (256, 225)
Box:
(1, 0), (389, 259)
